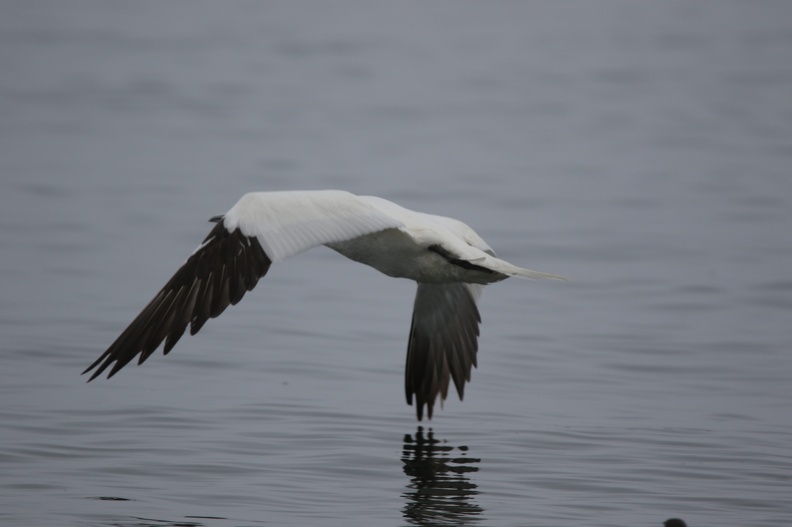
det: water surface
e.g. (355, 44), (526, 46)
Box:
(2, 2), (791, 526)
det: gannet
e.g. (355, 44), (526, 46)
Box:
(84, 190), (565, 420)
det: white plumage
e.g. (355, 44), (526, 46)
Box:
(85, 190), (565, 420)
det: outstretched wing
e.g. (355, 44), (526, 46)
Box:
(223, 190), (403, 263)
(405, 283), (483, 420)
(84, 190), (403, 380)
(83, 220), (272, 380)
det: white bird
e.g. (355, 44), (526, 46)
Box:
(84, 190), (565, 420)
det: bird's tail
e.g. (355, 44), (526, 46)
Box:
(507, 267), (569, 280)
(486, 257), (569, 281)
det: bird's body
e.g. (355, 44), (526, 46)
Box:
(85, 190), (565, 419)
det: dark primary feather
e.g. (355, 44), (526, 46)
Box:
(405, 283), (481, 420)
(83, 219), (271, 381)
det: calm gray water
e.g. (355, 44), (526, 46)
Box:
(2, 2), (791, 526)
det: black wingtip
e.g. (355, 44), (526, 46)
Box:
(82, 356), (113, 382)
(81, 356), (104, 381)
(405, 283), (481, 421)
(209, 215), (223, 223)
(83, 222), (272, 384)
(82, 369), (101, 383)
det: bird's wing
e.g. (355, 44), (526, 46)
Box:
(405, 282), (482, 420)
(84, 190), (403, 380)
(224, 190), (403, 263)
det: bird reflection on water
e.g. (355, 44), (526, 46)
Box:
(401, 426), (484, 525)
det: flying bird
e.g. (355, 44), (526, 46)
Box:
(84, 190), (565, 419)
